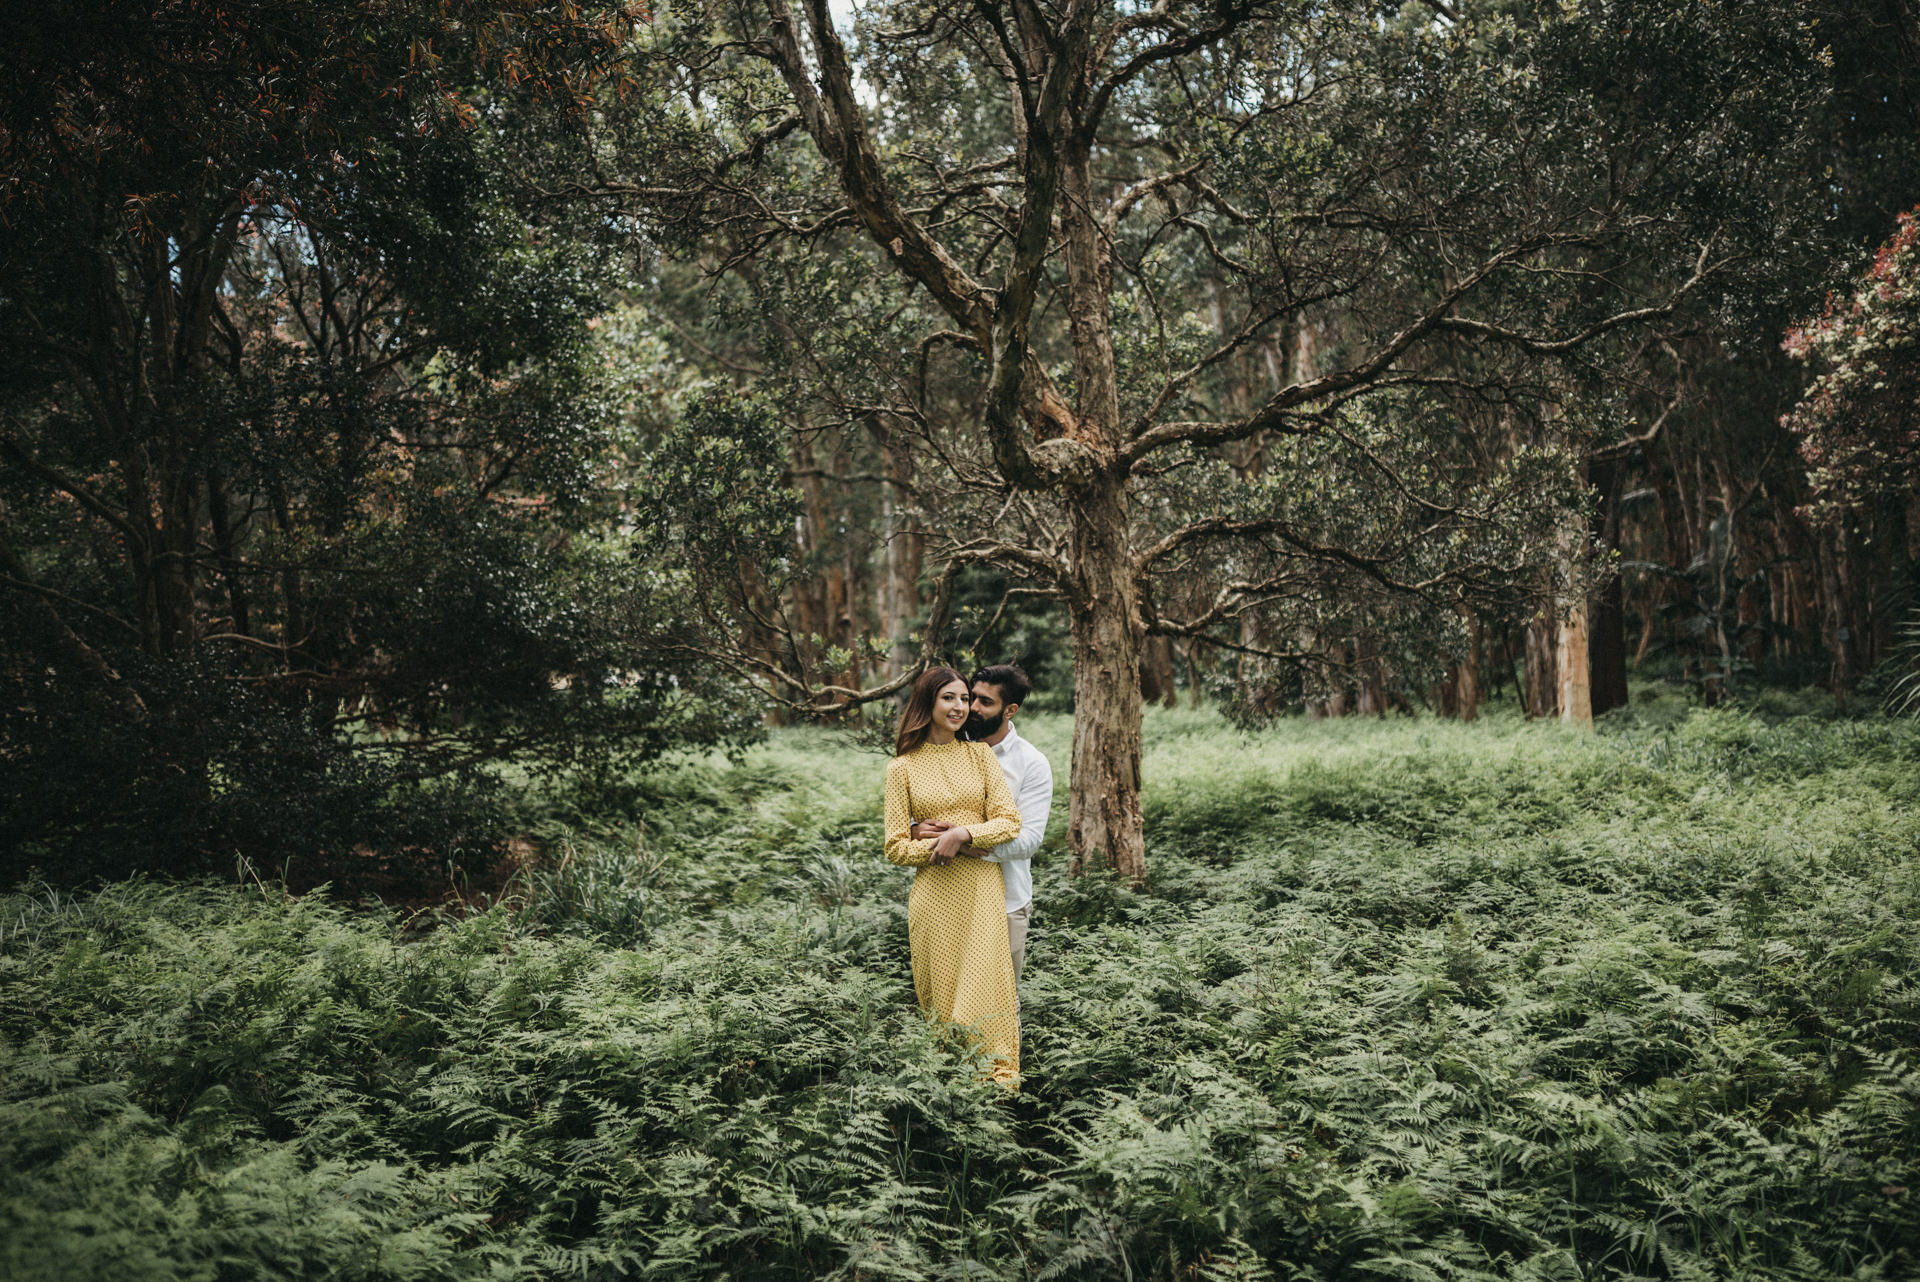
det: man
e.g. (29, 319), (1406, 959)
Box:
(909, 664), (1053, 979)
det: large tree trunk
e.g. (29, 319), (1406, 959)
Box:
(1065, 469), (1145, 881)
(1057, 134), (1146, 881)
(1556, 601), (1593, 727)
(1589, 572), (1629, 714)
(1523, 613), (1558, 717)
(1587, 457), (1630, 716)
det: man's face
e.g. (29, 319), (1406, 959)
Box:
(964, 682), (1012, 738)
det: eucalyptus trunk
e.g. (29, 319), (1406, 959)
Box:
(1556, 602), (1594, 727)
(1587, 457), (1630, 716)
(1523, 614), (1558, 718)
(1064, 470), (1145, 882)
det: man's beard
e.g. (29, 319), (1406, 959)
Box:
(963, 710), (1006, 740)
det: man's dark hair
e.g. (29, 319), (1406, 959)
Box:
(971, 663), (1032, 707)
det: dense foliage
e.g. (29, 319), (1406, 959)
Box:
(1785, 207), (1920, 523)
(1778, 204), (1920, 710)
(0, 1), (755, 882)
(586, 0), (1870, 874)
(4, 705), (1917, 1279)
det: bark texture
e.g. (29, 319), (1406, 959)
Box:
(1523, 614), (1558, 718)
(1556, 602), (1593, 727)
(1065, 470), (1145, 882)
(1587, 458), (1630, 716)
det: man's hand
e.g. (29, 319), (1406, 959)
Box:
(910, 820), (953, 841)
(929, 825), (972, 865)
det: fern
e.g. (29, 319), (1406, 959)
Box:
(4, 706), (1919, 1278)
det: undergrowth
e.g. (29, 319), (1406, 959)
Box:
(3, 704), (1918, 1279)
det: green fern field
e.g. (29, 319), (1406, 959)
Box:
(4, 705), (1919, 1280)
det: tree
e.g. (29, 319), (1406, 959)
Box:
(0, 0), (754, 880)
(1782, 205), (1920, 692)
(592, 0), (1830, 877)
(1566, 0), (1920, 706)
(1786, 207), (1920, 521)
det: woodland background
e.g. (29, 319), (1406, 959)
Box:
(4, 4), (1920, 1278)
(2, 0), (1919, 883)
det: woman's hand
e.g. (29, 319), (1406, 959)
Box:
(929, 825), (973, 865)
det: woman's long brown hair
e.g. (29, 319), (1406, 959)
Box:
(894, 666), (967, 756)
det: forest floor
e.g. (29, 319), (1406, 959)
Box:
(4, 692), (1919, 1280)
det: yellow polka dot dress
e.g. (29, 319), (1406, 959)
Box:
(884, 741), (1023, 1085)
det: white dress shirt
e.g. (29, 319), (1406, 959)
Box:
(976, 722), (1052, 914)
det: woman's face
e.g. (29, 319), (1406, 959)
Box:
(932, 679), (972, 736)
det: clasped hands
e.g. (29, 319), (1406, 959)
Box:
(910, 820), (973, 865)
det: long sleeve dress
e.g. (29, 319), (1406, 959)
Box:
(883, 740), (1023, 1084)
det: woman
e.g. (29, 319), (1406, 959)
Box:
(884, 667), (1023, 1085)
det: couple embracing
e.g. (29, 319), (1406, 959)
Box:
(882, 665), (1052, 1087)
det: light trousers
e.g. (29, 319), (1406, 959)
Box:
(1008, 904), (1031, 980)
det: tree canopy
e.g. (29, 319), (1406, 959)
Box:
(588, 0), (1838, 876)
